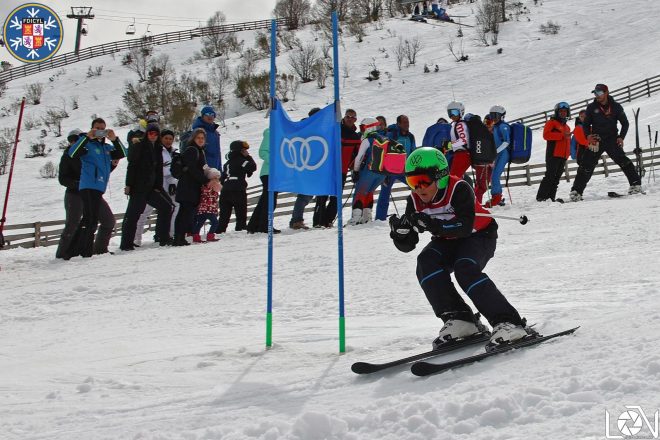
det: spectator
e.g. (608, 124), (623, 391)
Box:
(485, 105), (511, 207)
(68, 118), (127, 257)
(173, 128), (214, 246)
(193, 167), (222, 242)
(56, 129), (116, 260)
(347, 117), (387, 225)
(289, 107), (321, 230)
(375, 115), (416, 220)
(572, 110), (589, 164)
(570, 84), (642, 201)
(217, 140), (257, 234)
(120, 124), (174, 250)
(246, 128), (281, 234)
(134, 128), (179, 246)
(536, 102), (572, 202)
(447, 101), (472, 178)
(192, 105), (222, 169)
(313, 109), (361, 228)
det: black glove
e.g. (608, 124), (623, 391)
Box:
(409, 212), (443, 235)
(389, 214), (413, 240)
(351, 169), (360, 183)
(168, 184), (176, 196)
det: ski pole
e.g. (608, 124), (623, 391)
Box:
(0, 97), (26, 249)
(649, 130), (657, 184)
(475, 212), (528, 225)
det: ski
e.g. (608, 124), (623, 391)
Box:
(351, 332), (491, 374)
(410, 327), (579, 377)
(633, 108), (645, 177)
(608, 191), (646, 198)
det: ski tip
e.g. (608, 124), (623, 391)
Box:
(351, 362), (376, 374)
(410, 362), (434, 376)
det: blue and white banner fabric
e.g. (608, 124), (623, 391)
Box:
(270, 100), (340, 196)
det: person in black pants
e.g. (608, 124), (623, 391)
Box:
(536, 102), (572, 202)
(56, 129), (116, 259)
(173, 128), (215, 246)
(68, 118), (127, 258)
(570, 83), (642, 201)
(217, 140), (257, 233)
(120, 124), (174, 250)
(246, 128), (280, 234)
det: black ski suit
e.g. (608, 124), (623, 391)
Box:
(217, 150), (257, 232)
(391, 177), (523, 327)
(571, 95), (640, 195)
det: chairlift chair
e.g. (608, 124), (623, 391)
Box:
(126, 18), (136, 35)
(81, 23), (88, 36)
(144, 24), (152, 38)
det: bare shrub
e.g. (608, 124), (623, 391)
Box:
(289, 43), (319, 83)
(39, 161), (58, 178)
(25, 82), (44, 105)
(540, 21), (561, 35)
(404, 36), (423, 66)
(273, 0), (311, 30)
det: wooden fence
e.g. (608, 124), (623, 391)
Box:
(0, 18), (290, 84)
(2, 147), (657, 250)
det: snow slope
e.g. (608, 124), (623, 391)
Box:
(2, 0), (660, 439)
(1, 0), (660, 223)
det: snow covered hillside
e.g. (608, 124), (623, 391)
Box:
(1, 0), (660, 223)
(2, 0), (660, 439)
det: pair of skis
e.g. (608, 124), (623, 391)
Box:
(351, 327), (579, 377)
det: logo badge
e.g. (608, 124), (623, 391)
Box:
(280, 136), (329, 172)
(606, 406), (659, 439)
(3, 3), (63, 63)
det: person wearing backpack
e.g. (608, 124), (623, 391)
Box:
(120, 124), (174, 251)
(388, 147), (527, 350)
(536, 102), (572, 202)
(173, 128), (215, 246)
(447, 101), (472, 178)
(485, 106), (511, 208)
(375, 115), (416, 221)
(347, 117), (389, 225)
(217, 140), (257, 234)
(134, 129), (179, 246)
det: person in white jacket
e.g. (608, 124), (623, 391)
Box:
(135, 129), (179, 246)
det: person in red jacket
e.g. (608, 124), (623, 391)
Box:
(536, 102), (572, 202)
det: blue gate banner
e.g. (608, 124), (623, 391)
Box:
(269, 100), (340, 196)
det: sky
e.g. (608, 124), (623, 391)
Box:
(0, 0), (278, 64)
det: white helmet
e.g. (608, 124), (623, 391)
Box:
(489, 105), (506, 117)
(360, 117), (380, 138)
(447, 101), (465, 118)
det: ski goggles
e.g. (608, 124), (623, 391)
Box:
(405, 173), (435, 190)
(448, 109), (461, 117)
(593, 89), (606, 97)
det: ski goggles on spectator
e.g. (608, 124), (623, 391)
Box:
(593, 89), (606, 97)
(448, 109), (461, 117)
(405, 174), (434, 189)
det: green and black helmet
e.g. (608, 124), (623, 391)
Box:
(404, 147), (450, 190)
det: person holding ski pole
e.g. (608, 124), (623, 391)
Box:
(388, 147), (527, 350)
(569, 83), (642, 201)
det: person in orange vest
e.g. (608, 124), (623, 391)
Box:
(536, 102), (572, 203)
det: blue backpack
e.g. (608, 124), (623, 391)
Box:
(422, 123), (452, 152)
(509, 122), (532, 164)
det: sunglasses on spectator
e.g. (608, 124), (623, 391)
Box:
(594, 90), (606, 97)
(405, 174), (435, 190)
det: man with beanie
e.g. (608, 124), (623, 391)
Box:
(217, 140), (257, 234)
(569, 83), (642, 201)
(192, 105), (222, 169)
(56, 129), (116, 259)
(120, 123), (174, 250)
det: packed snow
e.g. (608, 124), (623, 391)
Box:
(2, 0), (660, 439)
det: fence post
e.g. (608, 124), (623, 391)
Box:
(602, 156), (609, 177)
(647, 79), (652, 97)
(564, 161), (571, 182)
(627, 86), (631, 102)
(525, 165), (531, 185)
(34, 222), (41, 247)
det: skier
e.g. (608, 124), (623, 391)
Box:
(536, 102), (572, 202)
(486, 105), (511, 207)
(569, 83), (642, 201)
(388, 147), (527, 349)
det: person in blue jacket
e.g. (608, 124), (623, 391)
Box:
(375, 115), (416, 220)
(68, 118), (127, 257)
(486, 106), (511, 208)
(192, 105), (222, 170)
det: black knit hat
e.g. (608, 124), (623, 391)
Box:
(160, 128), (175, 137)
(229, 140), (249, 152)
(146, 123), (160, 134)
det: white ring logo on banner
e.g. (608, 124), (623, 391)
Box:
(280, 136), (329, 171)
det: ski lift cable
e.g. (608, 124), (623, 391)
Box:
(93, 8), (206, 21)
